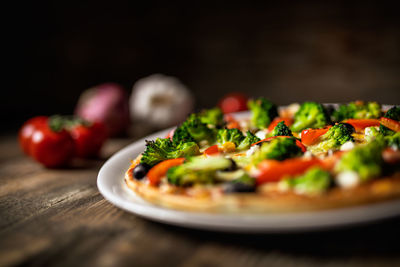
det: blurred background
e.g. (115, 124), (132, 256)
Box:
(4, 0), (400, 133)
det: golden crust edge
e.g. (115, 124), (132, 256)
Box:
(125, 165), (400, 213)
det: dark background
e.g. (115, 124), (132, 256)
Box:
(4, 1), (400, 133)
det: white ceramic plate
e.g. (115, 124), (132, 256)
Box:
(97, 111), (400, 232)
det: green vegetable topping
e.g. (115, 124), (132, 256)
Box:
(236, 131), (261, 151)
(251, 137), (303, 165)
(198, 107), (224, 128)
(173, 113), (216, 145)
(335, 140), (384, 181)
(380, 106), (400, 136)
(270, 121), (293, 137)
(216, 128), (245, 147)
(311, 123), (354, 152)
(333, 101), (381, 122)
(279, 167), (331, 195)
(140, 138), (200, 167)
(167, 156), (232, 186)
(248, 98), (278, 129)
(385, 132), (400, 150)
(291, 102), (331, 132)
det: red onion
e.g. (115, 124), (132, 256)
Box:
(75, 83), (130, 136)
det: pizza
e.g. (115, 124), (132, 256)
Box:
(125, 100), (400, 213)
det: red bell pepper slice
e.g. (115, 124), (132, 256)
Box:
(300, 126), (331, 146)
(147, 158), (185, 186)
(256, 158), (323, 184)
(344, 119), (380, 131)
(380, 117), (400, 132)
(267, 117), (293, 131)
(204, 145), (220, 156)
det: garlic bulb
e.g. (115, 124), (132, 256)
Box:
(130, 74), (194, 128)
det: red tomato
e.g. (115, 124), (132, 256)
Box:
(218, 93), (248, 114)
(300, 126), (331, 146)
(28, 123), (75, 168)
(69, 122), (107, 158)
(256, 158), (322, 184)
(267, 117), (294, 131)
(18, 116), (48, 155)
(204, 145), (220, 156)
(344, 119), (380, 131)
(380, 117), (400, 132)
(147, 158), (185, 186)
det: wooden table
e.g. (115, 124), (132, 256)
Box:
(1, 134), (400, 267)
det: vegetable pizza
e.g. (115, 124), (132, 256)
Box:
(125, 99), (400, 212)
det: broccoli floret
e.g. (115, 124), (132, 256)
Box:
(251, 137), (303, 165)
(248, 98), (278, 129)
(270, 121), (293, 137)
(140, 138), (200, 166)
(312, 123), (354, 152)
(279, 167), (331, 195)
(291, 102), (331, 132)
(335, 140), (384, 181)
(173, 114), (216, 145)
(380, 106), (400, 136)
(216, 128), (245, 147)
(167, 156), (232, 186)
(198, 107), (224, 127)
(364, 126), (382, 143)
(176, 142), (201, 157)
(333, 101), (382, 122)
(385, 132), (400, 150)
(236, 131), (261, 151)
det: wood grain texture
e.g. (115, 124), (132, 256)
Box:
(1, 135), (400, 267)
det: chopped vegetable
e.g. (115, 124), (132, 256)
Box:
(147, 158), (185, 185)
(279, 167), (331, 195)
(198, 107), (224, 128)
(256, 158), (323, 184)
(380, 117), (400, 133)
(248, 98), (278, 129)
(335, 140), (384, 181)
(269, 121), (293, 137)
(267, 117), (293, 131)
(216, 128), (244, 147)
(291, 102), (331, 132)
(140, 138), (200, 167)
(236, 131), (261, 151)
(252, 136), (306, 152)
(204, 145), (220, 156)
(380, 106), (400, 136)
(333, 101), (381, 122)
(173, 114), (216, 145)
(251, 137), (303, 165)
(301, 126), (331, 146)
(344, 119), (380, 131)
(385, 132), (400, 150)
(167, 156), (232, 186)
(311, 123), (355, 153)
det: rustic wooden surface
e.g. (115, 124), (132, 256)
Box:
(1, 134), (400, 267)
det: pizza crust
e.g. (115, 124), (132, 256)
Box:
(125, 165), (400, 213)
